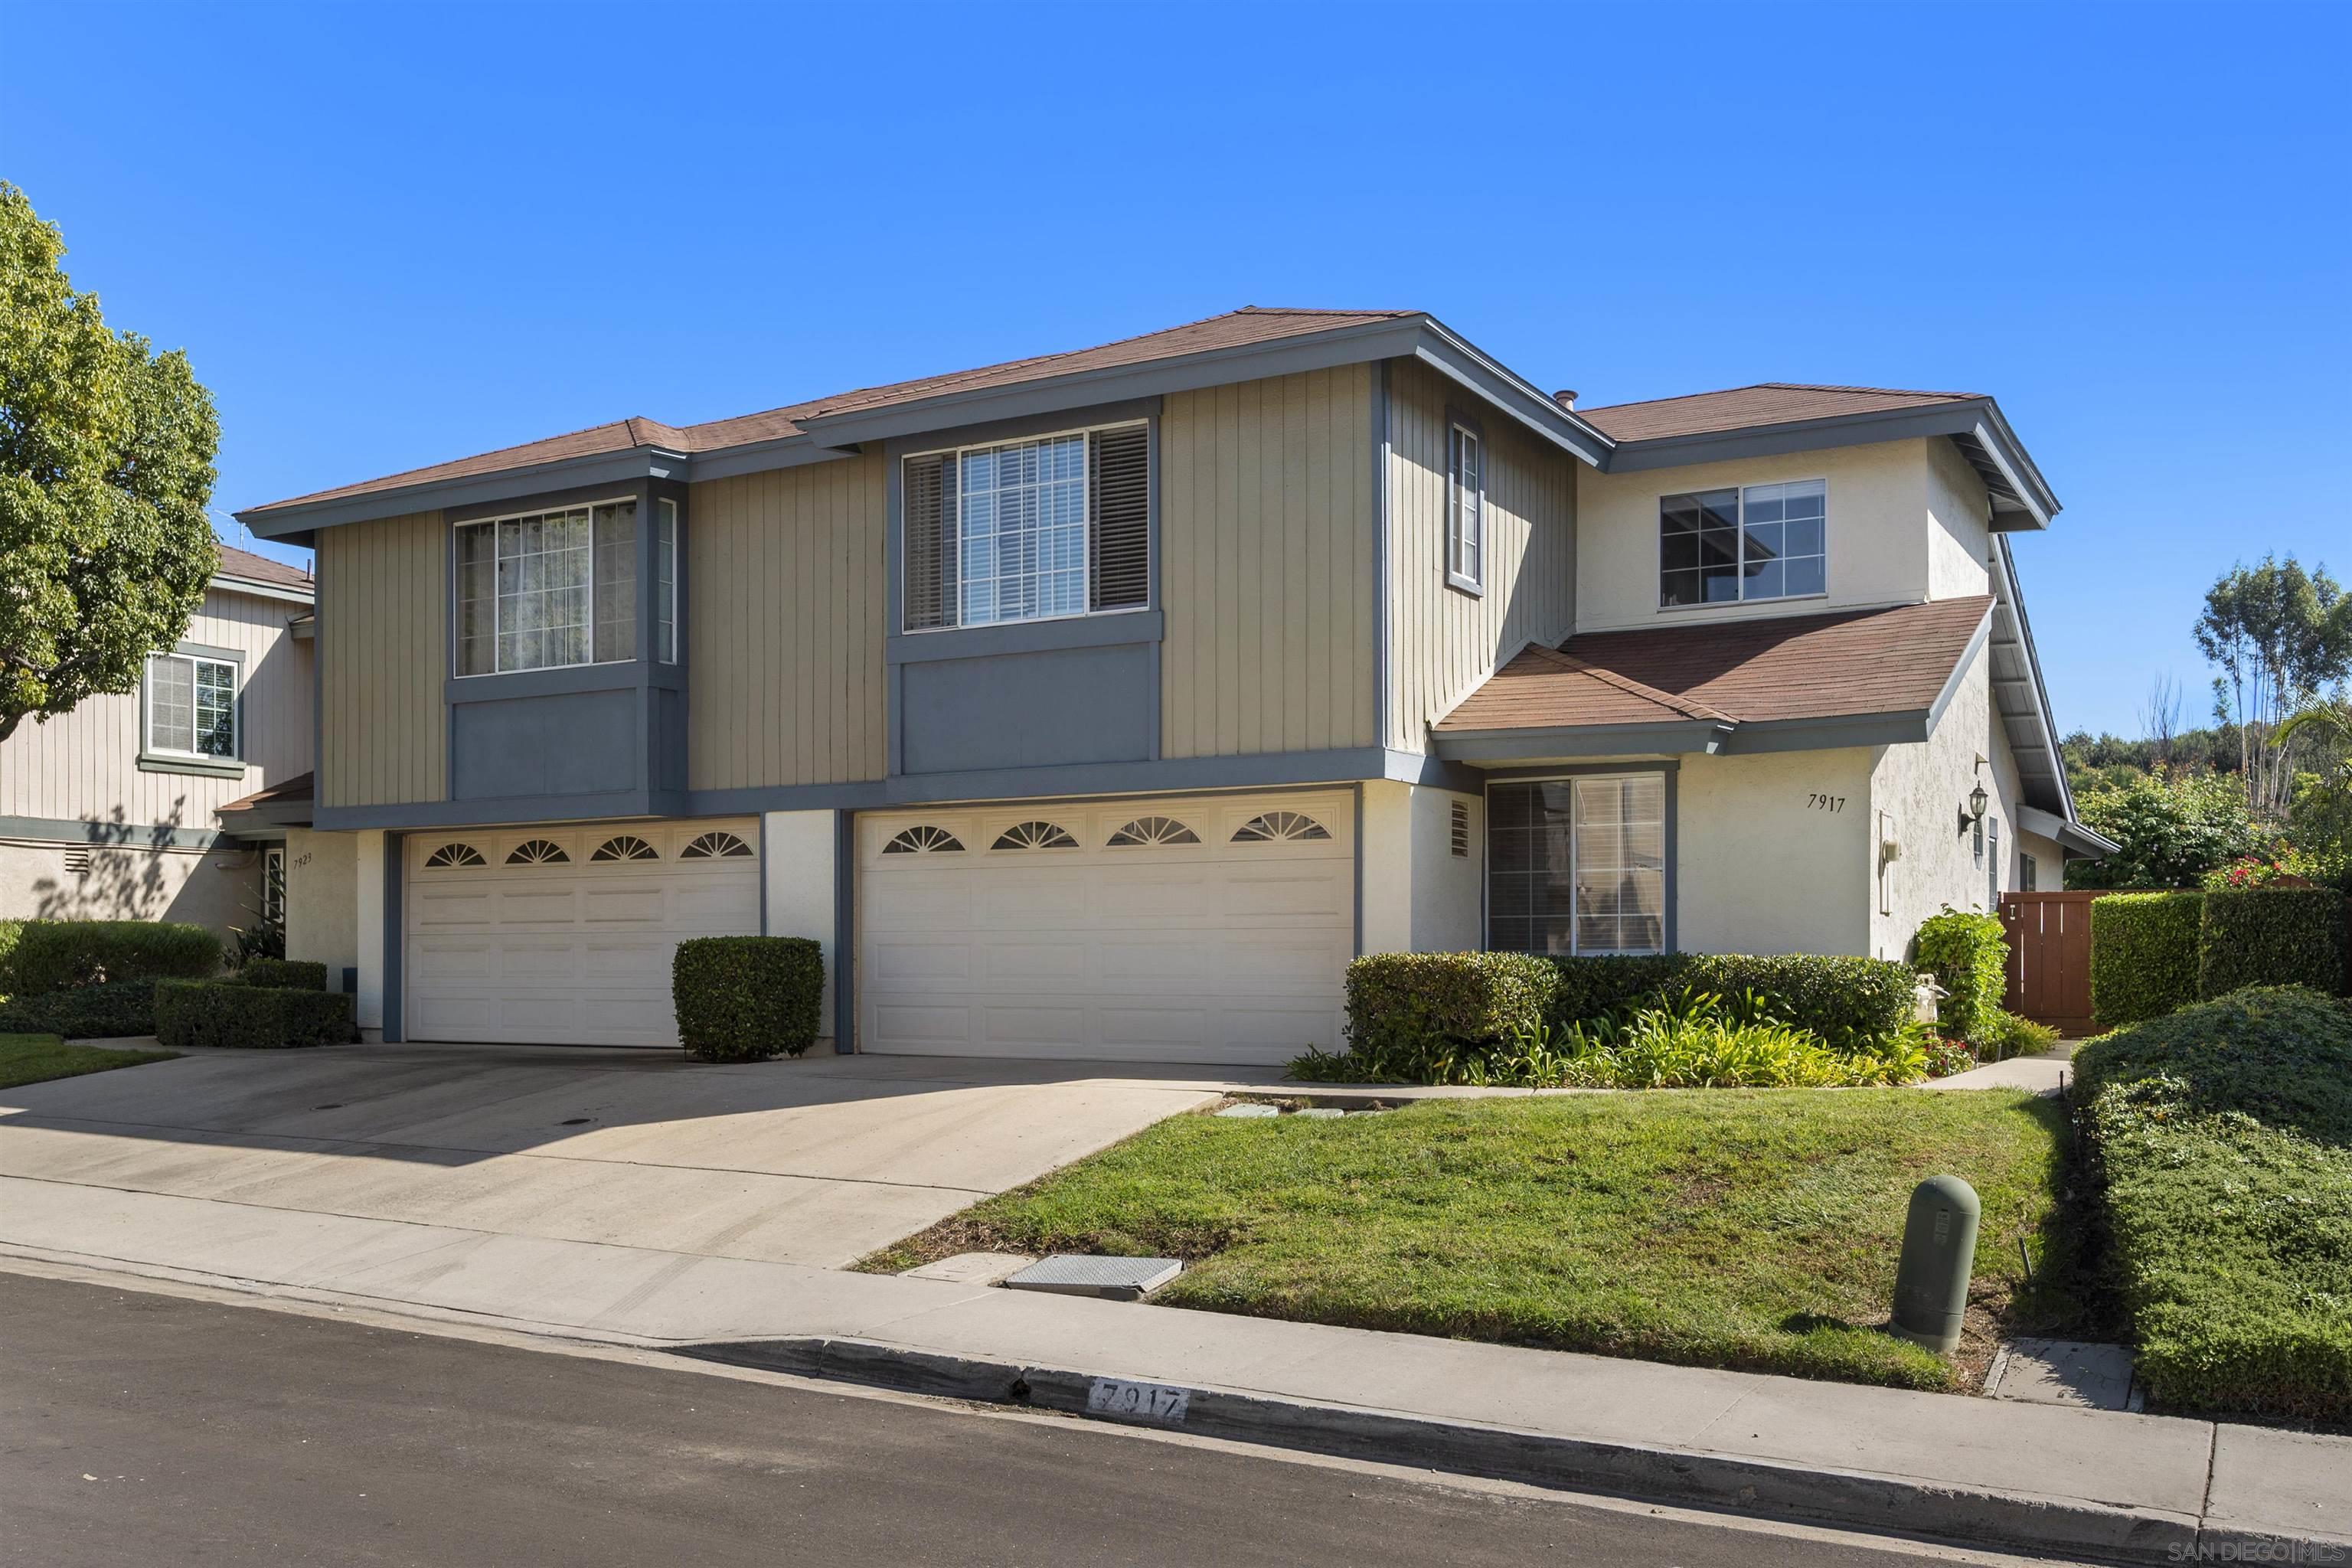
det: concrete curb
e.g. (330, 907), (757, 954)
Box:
(679, 1336), (2200, 1564)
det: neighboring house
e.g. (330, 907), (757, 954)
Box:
(235, 308), (2112, 1062)
(0, 544), (316, 940)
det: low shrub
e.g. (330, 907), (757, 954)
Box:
(0, 918), (22, 994)
(240, 958), (328, 991)
(1974, 1010), (2060, 1063)
(153, 979), (356, 1050)
(1911, 907), (2008, 1044)
(2089, 891), (2202, 1027)
(672, 936), (824, 1061)
(1337, 952), (1560, 1080)
(5, 920), (220, 996)
(2197, 887), (2347, 998)
(0, 980), (158, 1039)
(1529, 991), (1927, 1089)
(2073, 986), (2352, 1422)
(1547, 953), (1916, 1054)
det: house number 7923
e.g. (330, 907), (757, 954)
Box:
(1807, 794), (1847, 812)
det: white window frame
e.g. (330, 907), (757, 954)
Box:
(1657, 478), (1828, 610)
(144, 650), (240, 760)
(1482, 770), (1669, 957)
(1446, 420), (1485, 595)
(452, 495), (639, 678)
(901, 419), (1151, 634)
(262, 845), (286, 927)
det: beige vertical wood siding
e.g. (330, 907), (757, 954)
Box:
(1, 583), (315, 828)
(1384, 360), (1576, 751)
(687, 455), (887, 789)
(318, 511), (446, 808)
(1160, 364), (1377, 758)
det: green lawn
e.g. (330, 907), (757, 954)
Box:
(0, 1031), (178, 1090)
(865, 1089), (2070, 1390)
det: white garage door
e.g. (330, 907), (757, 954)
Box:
(405, 819), (761, 1047)
(857, 791), (1354, 1065)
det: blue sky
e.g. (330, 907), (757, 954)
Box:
(5, 1), (2345, 738)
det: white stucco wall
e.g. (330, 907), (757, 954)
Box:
(1574, 438), (1965, 635)
(1926, 436), (1994, 601)
(0, 837), (258, 933)
(762, 809), (838, 1047)
(354, 830), (385, 1040)
(1360, 780), (1482, 953)
(1676, 749), (1877, 956)
(284, 828), (358, 982)
(1865, 638), (2018, 959)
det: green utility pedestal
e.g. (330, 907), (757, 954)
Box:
(1890, 1174), (1980, 1353)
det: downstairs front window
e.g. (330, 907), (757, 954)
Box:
(1487, 774), (1666, 956)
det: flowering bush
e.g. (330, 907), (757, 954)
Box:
(2203, 854), (2300, 890)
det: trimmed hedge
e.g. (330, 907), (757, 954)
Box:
(2073, 986), (2352, 1421)
(1341, 952), (1561, 1079)
(2089, 891), (2203, 1027)
(153, 979), (356, 1050)
(2197, 886), (2348, 999)
(5, 920), (220, 996)
(241, 958), (328, 991)
(672, 936), (824, 1061)
(1329, 950), (1917, 1083)
(1910, 907), (2007, 1044)
(0, 979), (158, 1039)
(0, 919), (22, 994)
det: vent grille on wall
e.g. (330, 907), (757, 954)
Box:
(1450, 799), (1471, 858)
(64, 848), (93, 877)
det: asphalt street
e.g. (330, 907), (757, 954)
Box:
(2, 1270), (2061, 1566)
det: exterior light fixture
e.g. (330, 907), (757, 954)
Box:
(1959, 781), (1989, 838)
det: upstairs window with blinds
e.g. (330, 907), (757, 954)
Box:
(902, 423), (1149, 631)
(1447, 420), (1484, 593)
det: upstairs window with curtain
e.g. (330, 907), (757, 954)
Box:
(456, 498), (637, 675)
(902, 422), (1149, 631)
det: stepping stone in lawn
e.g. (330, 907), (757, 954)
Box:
(1215, 1103), (1279, 1118)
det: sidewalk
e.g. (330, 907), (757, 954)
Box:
(2, 1174), (2341, 1563)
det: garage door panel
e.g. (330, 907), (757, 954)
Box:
(858, 792), (1351, 1065)
(405, 818), (759, 1047)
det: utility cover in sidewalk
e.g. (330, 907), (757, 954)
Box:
(1004, 1255), (1181, 1301)
(1985, 1339), (2136, 1410)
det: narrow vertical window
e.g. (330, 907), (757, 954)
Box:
(1089, 424), (1149, 611)
(1986, 816), (2001, 908)
(456, 521), (496, 676)
(1447, 422), (1484, 592)
(655, 498), (678, 664)
(2020, 853), (2038, 893)
(903, 452), (957, 630)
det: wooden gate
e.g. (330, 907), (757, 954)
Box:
(2000, 891), (2103, 1035)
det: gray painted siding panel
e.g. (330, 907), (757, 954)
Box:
(0, 584), (315, 829)
(1160, 364), (1375, 759)
(685, 455), (886, 791)
(318, 511), (446, 809)
(1384, 360), (1576, 751)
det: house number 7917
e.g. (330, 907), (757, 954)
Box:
(1807, 794), (1847, 812)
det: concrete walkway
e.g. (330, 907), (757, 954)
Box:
(1922, 1045), (2076, 1093)
(0, 1175), (2341, 1563)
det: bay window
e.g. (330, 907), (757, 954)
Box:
(455, 498), (638, 676)
(1487, 773), (1667, 956)
(902, 422), (1150, 631)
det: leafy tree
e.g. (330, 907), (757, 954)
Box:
(0, 181), (218, 745)
(2068, 769), (2265, 889)
(2194, 556), (2352, 819)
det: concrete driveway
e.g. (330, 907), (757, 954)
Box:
(0, 1044), (1234, 1269)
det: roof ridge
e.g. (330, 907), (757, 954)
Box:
(1579, 382), (1981, 414)
(1542, 641), (1736, 724)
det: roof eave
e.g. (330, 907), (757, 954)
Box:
(1432, 719), (1735, 763)
(1599, 398), (2059, 528)
(208, 571), (315, 606)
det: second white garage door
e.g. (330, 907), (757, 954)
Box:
(405, 819), (762, 1047)
(857, 791), (1354, 1065)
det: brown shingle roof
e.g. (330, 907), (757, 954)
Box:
(247, 307), (1414, 514)
(217, 771), (314, 813)
(213, 543), (313, 590)
(1575, 384), (1981, 443)
(1435, 596), (1993, 736)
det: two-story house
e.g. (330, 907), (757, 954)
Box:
(237, 308), (2110, 1061)
(1, 545), (317, 939)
